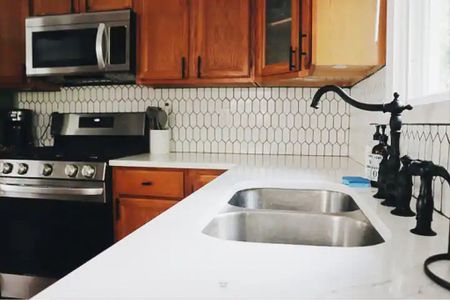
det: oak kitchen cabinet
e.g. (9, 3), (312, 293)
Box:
(31, 0), (74, 16)
(113, 167), (226, 240)
(0, 1), (29, 88)
(255, 0), (312, 79)
(136, 0), (190, 81)
(256, 0), (386, 87)
(186, 169), (226, 195)
(4, 0), (386, 90)
(136, 0), (253, 86)
(30, 0), (132, 16)
(84, 0), (132, 12)
(0, 0), (53, 90)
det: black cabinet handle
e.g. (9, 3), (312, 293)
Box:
(181, 57), (186, 79)
(197, 56), (202, 78)
(300, 34), (309, 69)
(28, 0), (33, 15)
(141, 181), (153, 186)
(289, 46), (296, 71)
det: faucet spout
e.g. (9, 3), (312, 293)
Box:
(311, 85), (413, 209)
(311, 85), (384, 112)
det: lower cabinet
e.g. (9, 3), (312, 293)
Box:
(115, 197), (178, 241)
(186, 169), (226, 196)
(113, 167), (226, 241)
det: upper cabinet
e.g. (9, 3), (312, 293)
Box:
(311, 0), (386, 85)
(137, 0), (190, 81)
(30, 0), (132, 16)
(3, 0), (385, 90)
(0, 1), (29, 87)
(257, 0), (386, 87)
(256, 0), (312, 78)
(191, 0), (252, 81)
(31, 0), (74, 16)
(84, 0), (132, 12)
(136, 0), (253, 86)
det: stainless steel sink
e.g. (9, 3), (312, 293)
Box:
(228, 188), (360, 213)
(202, 211), (384, 247)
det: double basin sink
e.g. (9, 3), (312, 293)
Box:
(202, 188), (384, 247)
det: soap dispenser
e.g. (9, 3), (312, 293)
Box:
(369, 125), (389, 187)
(365, 125), (381, 186)
(407, 160), (450, 236)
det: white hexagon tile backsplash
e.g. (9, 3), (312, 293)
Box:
(16, 86), (351, 156)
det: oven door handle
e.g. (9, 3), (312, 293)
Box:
(0, 183), (104, 196)
(95, 23), (107, 70)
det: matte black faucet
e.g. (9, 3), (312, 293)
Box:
(391, 155), (415, 217)
(311, 85), (413, 205)
(407, 160), (450, 236)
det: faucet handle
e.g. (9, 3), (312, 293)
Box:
(383, 93), (413, 114)
(408, 160), (450, 184)
(409, 159), (450, 236)
(400, 155), (413, 167)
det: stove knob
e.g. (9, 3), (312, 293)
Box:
(81, 165), (96, 179)
(2, 162), (13, 174)
(65, 164), (78, 178)
(18, 163), (29, 175)
(41, 164), (53, 176)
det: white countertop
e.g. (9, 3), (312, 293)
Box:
(35, 154), (450, 299)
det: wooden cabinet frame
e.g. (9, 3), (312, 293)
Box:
(255, 0), (312, 81)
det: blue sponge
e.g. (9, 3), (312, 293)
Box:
(342, 176), (371, 187)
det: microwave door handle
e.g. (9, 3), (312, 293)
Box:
(96, 23), (107, 70)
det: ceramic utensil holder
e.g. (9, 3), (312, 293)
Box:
(150, 129), (170, 154)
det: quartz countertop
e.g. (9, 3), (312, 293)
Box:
(34, 154), (450, 299)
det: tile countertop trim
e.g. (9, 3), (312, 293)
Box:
(34, 154), (450, 299)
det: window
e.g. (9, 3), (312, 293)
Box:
(391, 0), (450, 105)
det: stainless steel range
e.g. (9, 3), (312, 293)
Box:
(0, 112), (148, 299)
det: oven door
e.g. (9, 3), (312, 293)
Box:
(0, 178), (113, 278)
(26, 20), (131, 77)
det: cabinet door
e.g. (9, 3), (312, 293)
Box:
(115, 197), (178, 240)
(186, 169), (225, 195)
(191, 0), (251, 80)
(0, 0), (28, 86)
(85, 0), (132, 12)
(31, 0), (74, 16)
(256, 0), (312, 77)
(137, 0), (189, 81)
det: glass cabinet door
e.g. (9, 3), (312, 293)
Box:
(258, 0), (299, 76)
(264, 0), (292, 65)
(265, 0), (292, 67)
(257, 0), (312, 77)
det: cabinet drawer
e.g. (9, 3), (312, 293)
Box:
(114, 168), (184, 198)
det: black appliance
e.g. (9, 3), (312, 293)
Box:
(0, 109), (34, 155)
(0, 112), (148, 299)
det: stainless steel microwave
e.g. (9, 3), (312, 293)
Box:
(25, 10), (134, 85)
